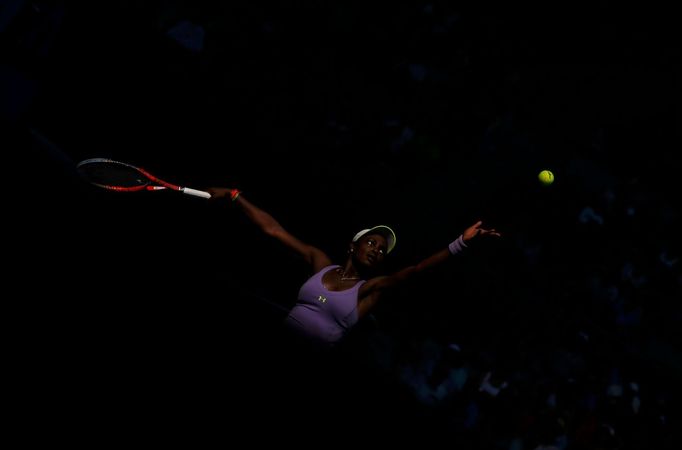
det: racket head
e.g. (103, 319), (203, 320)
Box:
(77, 158), (152, 192)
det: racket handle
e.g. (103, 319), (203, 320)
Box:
(181, 187), (211, 199)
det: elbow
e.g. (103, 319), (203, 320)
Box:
(263, 225), (283, 238)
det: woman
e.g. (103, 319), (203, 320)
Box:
(208, 187), (501, 348)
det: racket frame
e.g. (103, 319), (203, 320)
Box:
(77, 158), (211, 198)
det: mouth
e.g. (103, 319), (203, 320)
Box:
(367, 254), (376, 264)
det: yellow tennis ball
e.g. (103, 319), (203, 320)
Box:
(538, 169), (554, 185)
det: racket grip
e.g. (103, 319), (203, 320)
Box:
(181, 187), (211, 199)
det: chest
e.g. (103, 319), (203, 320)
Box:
(297, 270), (362, 315)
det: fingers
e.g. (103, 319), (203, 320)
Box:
(464, 221), (501, 239)
(472, 224), (502, 238)
(206, 187), (230, 200)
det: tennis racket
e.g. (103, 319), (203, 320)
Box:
(76, 158), (211, 199)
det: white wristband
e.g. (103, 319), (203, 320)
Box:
(448, 235), (467, 255)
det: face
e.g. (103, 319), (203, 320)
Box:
(351, 233), (388, 269)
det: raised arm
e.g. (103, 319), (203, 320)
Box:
(208, 188), (332, 272)
(357, 221), (500, 317)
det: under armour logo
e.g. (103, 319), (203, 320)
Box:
(317, 295), (327, 303)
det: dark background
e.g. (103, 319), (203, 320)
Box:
(4, 1), (680, 446)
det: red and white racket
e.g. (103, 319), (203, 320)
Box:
(76, 158), (211, 199)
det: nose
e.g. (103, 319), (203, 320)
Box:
(368, 249), (382, 260)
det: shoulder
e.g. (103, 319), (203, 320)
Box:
(310, 248), (334, 273)
(359, 275), (388, 293)
(312, 264), (340, 276)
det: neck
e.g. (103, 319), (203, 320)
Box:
(337, 266), (360, 281)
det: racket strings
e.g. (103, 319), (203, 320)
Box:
(78, 161), (148, 189)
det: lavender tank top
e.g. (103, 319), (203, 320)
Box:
(284, 265), (365, 345)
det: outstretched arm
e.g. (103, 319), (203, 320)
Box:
(208, 188), (332, 272)
(357, 221), (500, 317)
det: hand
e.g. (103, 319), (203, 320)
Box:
(206, 187), (236, 200)
(462, 220), (501, 244)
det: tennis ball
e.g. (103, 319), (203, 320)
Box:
(538, 169), (554, 185)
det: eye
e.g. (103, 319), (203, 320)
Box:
(367, 239), (385, 255)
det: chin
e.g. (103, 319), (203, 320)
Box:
(362, 263), (382, 274)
